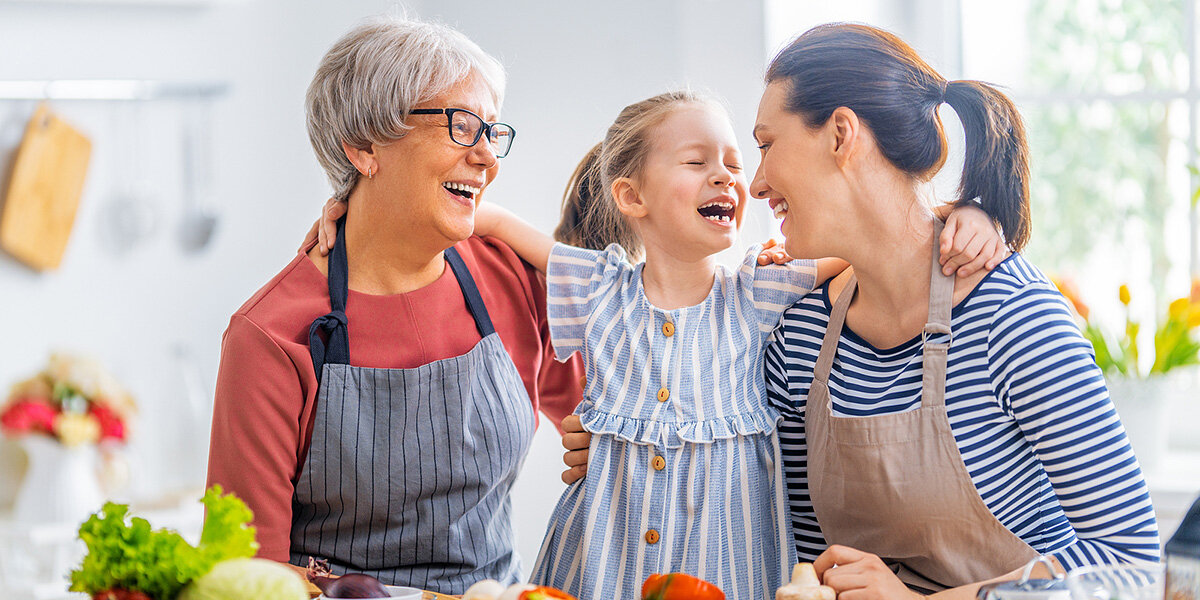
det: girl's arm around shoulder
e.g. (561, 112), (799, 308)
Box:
(474, 202), (554, 273)
(815, 257), (850, 286)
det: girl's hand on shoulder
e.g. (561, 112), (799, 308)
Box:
(757, 239), (793, 265)
(940, 204), (1010, 277)
(314, 198), (347, 256)
(814, 545), (924, 600)
(560, 414), (591, 485)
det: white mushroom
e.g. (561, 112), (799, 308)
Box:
(777, 563), (836, 600)
(462, 579), (507, 600)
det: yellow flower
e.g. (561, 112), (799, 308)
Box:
(1169, 297), (1190, 320)
(1119, 284), (1132, 306)
(53, 411), (100, 447)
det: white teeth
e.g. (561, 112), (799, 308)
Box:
(443, 182), (481, 197)
(702, 214), (732, 223)
(772, 200), (789, 219)
(698, 201), (735, 210)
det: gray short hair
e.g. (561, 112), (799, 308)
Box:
(306, 15), (506, 202)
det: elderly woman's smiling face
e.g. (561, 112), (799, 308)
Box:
(372, 73), (501, 245)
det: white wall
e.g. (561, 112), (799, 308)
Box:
(0, 0), (772, 577)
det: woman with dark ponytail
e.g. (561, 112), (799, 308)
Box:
(753, 23), (1158, 599)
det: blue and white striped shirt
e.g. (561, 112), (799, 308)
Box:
(531, 243), (818, 600)
(764, 254), (1160, 570)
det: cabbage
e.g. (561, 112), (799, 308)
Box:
(178, 558), (308, 600)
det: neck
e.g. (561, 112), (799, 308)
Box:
(639, 244), (718, 310)
(842, 190), (938, 322)
(341, 189), (449, 295)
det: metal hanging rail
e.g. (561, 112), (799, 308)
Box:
(0, 80), (229, 101)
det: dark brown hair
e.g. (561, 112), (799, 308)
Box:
(554, 90), (720, 260)
(766, 23), (1031, 251)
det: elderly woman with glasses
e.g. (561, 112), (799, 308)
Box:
(207, 16), (582, 594)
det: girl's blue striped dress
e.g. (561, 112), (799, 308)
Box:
(764, 253), (1161, 569)
(531, 243), (817, 600)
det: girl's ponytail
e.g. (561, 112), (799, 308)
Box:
(554, 90), (718, 261)
(943, 80), (1031, 251)
(554, 142), (643, 260)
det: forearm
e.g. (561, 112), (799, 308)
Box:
(814, 257), (850, 285)
(477, 204), (554, 273)
(927, 559), (1060, 600)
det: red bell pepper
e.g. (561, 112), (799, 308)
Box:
(642, 573), (726, 600)
(520, 586), (579, 600)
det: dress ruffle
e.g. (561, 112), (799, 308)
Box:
(577, 400), (781, 448)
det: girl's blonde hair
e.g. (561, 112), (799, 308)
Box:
(554, 90), (722, 261)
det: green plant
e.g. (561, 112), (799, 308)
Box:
(1056, 278), (1200, 377)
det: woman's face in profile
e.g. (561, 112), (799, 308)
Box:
(372, 73), (501, 245)
(750, 81), (842, 259)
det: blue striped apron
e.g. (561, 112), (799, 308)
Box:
(289, 218), (535, 594)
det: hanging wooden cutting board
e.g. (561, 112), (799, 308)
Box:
(0, 103), (93, 271)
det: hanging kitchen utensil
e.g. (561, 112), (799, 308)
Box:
(178, 101), (218, 253)
(0, 103), (93, 271)
(98, 101), (158, 255)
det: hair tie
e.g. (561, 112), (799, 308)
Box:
(939, 80), (950, 103)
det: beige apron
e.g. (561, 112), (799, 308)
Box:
(805, 221), (1037, 592)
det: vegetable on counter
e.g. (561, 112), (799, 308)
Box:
(178, 558), (307, 600)
(306, 558), (390, 598)
(68, 485), (260, 600)
(776, 563), (835, 600)
(642, 573), (725, 600)
(461, 580), (578, 600)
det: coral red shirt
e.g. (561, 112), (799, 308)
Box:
(207, 235), (583, 561)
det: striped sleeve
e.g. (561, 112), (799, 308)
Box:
(742, 247), (818, 335)
(987, 282), (1161, 567)
(545, 242), (628, 361)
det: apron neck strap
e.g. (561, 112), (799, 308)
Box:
(308, 220), (500, 382)
(309, 216), (351, 380)
(811, 220), (955, 408)
(444, 247), (496, 338)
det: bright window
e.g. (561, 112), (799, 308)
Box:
(961, 0), (1197, 325)
(765, 0), (1200, 327)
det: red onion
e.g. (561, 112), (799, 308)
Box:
(306, 558), (391, 599)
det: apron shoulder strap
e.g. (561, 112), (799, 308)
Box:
(921, 220), (955, 408)
(445, 247), (497, 338)
(309, 217), (351, 381)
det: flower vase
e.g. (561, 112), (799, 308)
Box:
(1107, 376), (1170, 476)
(12, 435), (104, 526)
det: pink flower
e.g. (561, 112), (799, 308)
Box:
(0, 399), (58, 435)
(89, 403), (126, 442)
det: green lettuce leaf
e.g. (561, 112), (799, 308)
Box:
(69, 485), (259, 600)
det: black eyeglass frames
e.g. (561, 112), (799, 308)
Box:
(409, 108), (516, 158)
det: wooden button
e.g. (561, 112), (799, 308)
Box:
(656, 387), (670, 402)
(662, 322), (675, 337)
(578, 375), (587, 388)
(645, 529), (660, 544)
(652, 456), (666, 471)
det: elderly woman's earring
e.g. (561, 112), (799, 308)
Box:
(366, 166), (375, 180)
